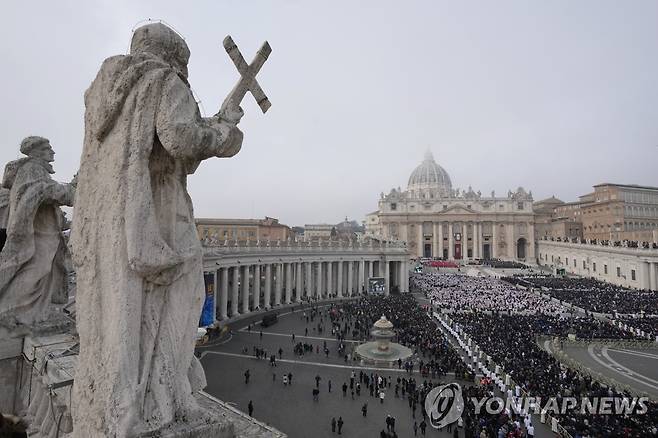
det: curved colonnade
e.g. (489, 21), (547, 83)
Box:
(202, 240), (410, 324)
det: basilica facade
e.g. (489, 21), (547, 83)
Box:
(366, 151), (536, 261)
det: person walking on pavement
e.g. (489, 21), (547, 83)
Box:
(247, 400), (253, 417)
(331, 417), (336, 433)
(315, 374), (321, 388)
(413, 420), (418, 436)
(328, 379), (332, 393)
(361, 402), (368, 417)
(244, 369), (250, 384)
(337, 417), (344, 435)
(420, 419), (427, 436)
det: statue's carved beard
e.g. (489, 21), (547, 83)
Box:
(33, 158), (55, 174)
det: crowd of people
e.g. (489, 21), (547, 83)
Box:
(504, 275), (658, 315)
(451, 312), (656, 437)
(481, 259), (530, 270)
(332, 294), (471, 379)
(411, 273), (568, 314)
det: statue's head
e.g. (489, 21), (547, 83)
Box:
(130, 23), (191, 78)
(20, 136), (54, 162)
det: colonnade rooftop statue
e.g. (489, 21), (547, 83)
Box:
(69, 22), (270, 437)
(0, 136), (75, 328)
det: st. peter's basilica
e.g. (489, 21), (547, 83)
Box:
(366, 151), (536, 261)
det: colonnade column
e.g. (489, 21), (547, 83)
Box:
(650, 263), (657, 291)
(212, 270), (219, 322)
(337, 261), (343, 297)
(316, 262), (323, 298)
(275, 263), (282, 305)
(359, 260), (365, 295)
(241, 265), (250, 313)
(305, 262), (312, 298)
(231, 266), (240, 316)
(368, 260), (374, 279)
(448, 223), (454, 260)
(253, 265), (261, 310)
(296, 263), (303, 302)
(264, 264), (272, 309)
(285, 263), (292, 304)
(220, 267), (228, 320)
(327, 262), (333, 297)
(384, 261), (390, 295)
(347, 261), (354, 296)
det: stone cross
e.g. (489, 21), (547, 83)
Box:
(219, 36), (271, 121)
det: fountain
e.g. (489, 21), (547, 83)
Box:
(354, 315), (413, 366)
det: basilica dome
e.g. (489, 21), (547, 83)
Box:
(407, 151), (452, 197)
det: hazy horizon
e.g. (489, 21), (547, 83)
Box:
(2, 1), (657, 227)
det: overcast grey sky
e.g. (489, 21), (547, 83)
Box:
(1, 1), (657, 226)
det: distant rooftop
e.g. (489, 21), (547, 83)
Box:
(593, 182), (658, 191)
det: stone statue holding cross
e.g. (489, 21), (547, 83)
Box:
(70, 22), (271, 437)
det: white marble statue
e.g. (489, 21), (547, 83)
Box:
(0, 136), (74, 327)
(70, 23), (245, 437)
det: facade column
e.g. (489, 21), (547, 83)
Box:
(650, 262), (657, 291)
(337, 261), (343, 297)
(275, 263), (282, 305)
(347, 261), (354, 296)
(264, 264), (272, 309)
(359, 260), (365, 295)
(398, 261), (404, 291)
(285, 263), (292, 304)
(253, 265), (261, 310)
(463, 223), (469, 260)
(384, 261), (390, 295)
(212, 270), (219, 322)
(438, 222), (444, 259)
(507, 223), (515, 260)
(220, 267), (228, 320)
(403, 260), (409, 292)
(432, 222), (439, 258)
(368, 260), (374, 279)
(296, 262), (303, 302)
(327, 261), (333, 297)
(527, 222), (536, 261)
(417, 223), (424, 258)
(472, 223), (479, 259)
(305, 262), (312, 298)
(241, 265), (250, 313)
(231, 266), (240, 316)
(448, 222), (454, 260)
(316, 262), (323, 298)
(492, 222), (498, 259)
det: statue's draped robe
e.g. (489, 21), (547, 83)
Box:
(70, 52), (239, 437)
(0, 159), (72, 325)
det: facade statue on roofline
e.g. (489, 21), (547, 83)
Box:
(70, 22), (271, 437)
(0, 136), (74, 328)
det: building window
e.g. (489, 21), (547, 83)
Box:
(616, 267), (621, 277)
(593, 263), (596, 272)
(631, 270), (636, 281)
(582, 260), (586, 269)
(443, 204), (448, 210)
(390, 203), (397, 211)
(604, 264), (608, 274)
(517, 202), (523, 210)
(566, 257), (568, 265)
(574, 259), (576, 267)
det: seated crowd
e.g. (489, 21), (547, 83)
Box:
(481, 259), (529, 270)
(452, 312), (656, 437)
(412, 273), (567, 314)
(503, 275), (658, 315)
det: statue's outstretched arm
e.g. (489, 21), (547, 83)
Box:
(156, 74), (243, 162)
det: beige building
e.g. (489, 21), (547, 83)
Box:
(537, 238), (658, 291)
(367, 151), (536, 261)
(534, 183), (658, 243)
(196, 217), (292, 243)
(303, 224), (333, 241)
